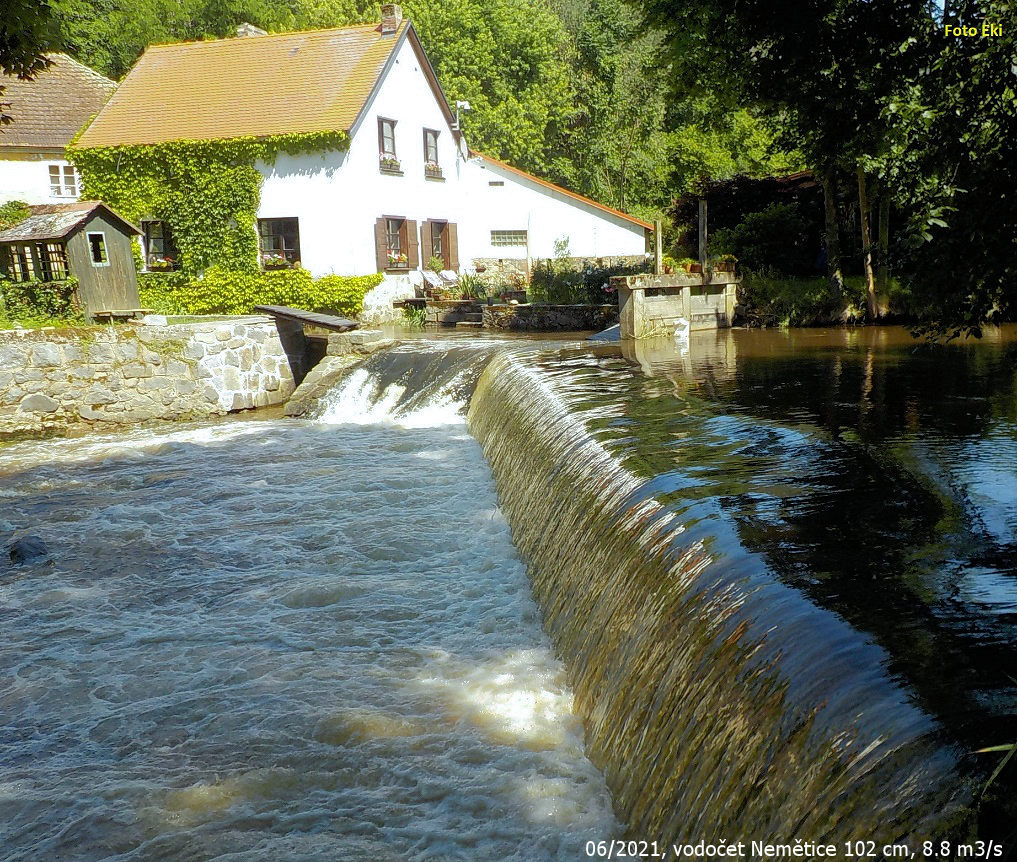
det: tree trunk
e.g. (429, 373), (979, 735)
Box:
(877, 196), (890, 295)
(820, 167), (844, 295)
(857, 163), (877, 318)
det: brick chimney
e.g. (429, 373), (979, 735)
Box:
(381, 4), (403, 35)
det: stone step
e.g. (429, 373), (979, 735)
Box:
(455, 321), (484, 329)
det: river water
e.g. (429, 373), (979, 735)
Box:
(0, 355), (614, 861)
(471, 325), (1017, 845)
(2, 326), (1015, 857)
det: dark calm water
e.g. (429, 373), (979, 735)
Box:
(520, 325), (1017, 839)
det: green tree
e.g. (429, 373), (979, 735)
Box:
(892, 0), (1017, 335)
(0, 0), (56, 125)
(642, 0), (928, 315)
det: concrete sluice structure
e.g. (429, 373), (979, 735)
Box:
(614, 271), (740, 337)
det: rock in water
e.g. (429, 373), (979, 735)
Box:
(8, 536), (49, 565)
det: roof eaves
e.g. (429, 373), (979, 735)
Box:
(472, 152), (654, 230)
(347, 20), (411, 141)
(404, 24), (457, 137)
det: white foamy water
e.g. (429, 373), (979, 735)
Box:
(0, 403), (615, 859)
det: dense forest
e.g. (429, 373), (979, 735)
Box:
(6, 0), (795, 221)
(2, 0), (1014, 331)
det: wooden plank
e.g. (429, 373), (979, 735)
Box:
(254, 304), (360, 332)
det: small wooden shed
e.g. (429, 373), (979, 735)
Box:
(0, 201), (141, 319)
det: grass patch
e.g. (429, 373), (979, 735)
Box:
(739, 270), (918, 326)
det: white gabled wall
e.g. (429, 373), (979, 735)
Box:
(0, 153), (81, 205)
(254, 27), (647, 286)
(256, 33), (462, 278)
(459, 157), (648, 261)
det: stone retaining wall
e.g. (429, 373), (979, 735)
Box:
(0, 316), (295, 436)
(482, 303), (617, 332)
(473, 254), (647, 286)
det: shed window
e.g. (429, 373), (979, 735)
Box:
(87, 232), (109, 266)
(378, 118), (397, 158)
(258, 218), (300, 267)
(38, 242), (68, 281)
(491, 230), (527, 247)
(6, 245), (34, 282)
(49, 165), (78, 197)
(423, 129), (439, 165)
(142, 220), (179, 268)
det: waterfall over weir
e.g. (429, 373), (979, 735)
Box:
(467, 353), (969, 846)
(313, 338), (991, 847)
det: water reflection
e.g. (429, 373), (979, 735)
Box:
(471, 326), (1017, 845)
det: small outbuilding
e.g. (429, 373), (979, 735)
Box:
(0, 201), (141, 319)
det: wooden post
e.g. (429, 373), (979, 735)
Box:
(653, 219), (663, 275)
(698, 198), (708, 269)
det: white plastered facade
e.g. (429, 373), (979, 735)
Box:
(0, 152), (82, 205)
(252, 30), (648, 313)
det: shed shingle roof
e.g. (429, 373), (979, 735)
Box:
(76, 22), (409, 149)
(0, 54), (116, 150)
(0, 202), (140, 243)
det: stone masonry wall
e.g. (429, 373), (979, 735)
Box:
(0, 316), (295, 437)
(473, 254), (647, 287)
(482, 303), (617, 332)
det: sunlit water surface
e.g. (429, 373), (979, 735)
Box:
(0, 385), (614, 860)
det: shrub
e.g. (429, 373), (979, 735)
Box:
(710, 203), (813, 276)
(427, 255), (444, 273)
(530, 258), (648, 304)
(138, 267), (384, 317)
(0, 200), (30, 231)
(0, 276), (81, 321)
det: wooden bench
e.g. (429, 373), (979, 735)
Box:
(91, 308), (153, 323)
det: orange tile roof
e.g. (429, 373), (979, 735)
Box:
(0, 54), (115, 150)
(75, 22), (409, 148)
(472, 152), (654, 230)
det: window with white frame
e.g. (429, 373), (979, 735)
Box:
(491, 230), (527, 247)
(48, 165), (79, 197)
(87, 232), (109, 266)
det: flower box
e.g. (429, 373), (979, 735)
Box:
(386, 251), (409, 270)
(380, 156), (402, 174)
(424, 162), (443, 179)
(262, 254), (293, 270)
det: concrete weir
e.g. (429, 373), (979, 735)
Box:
(613, 271), (739, 338)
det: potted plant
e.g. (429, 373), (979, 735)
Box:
(380, 155), (401, 172)
(678, 257), (702, 274)
(387, 251), (408, 268)
(424, 161), (442, 178)
(147, 256), (175, 272)
(713, 254), (737, 273)
(427, 255), (444, 273)
(262, 253), (291, 270)
(661, 254), (677, 275)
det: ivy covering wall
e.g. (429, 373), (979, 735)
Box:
(68, 132), (349, 275)
(138, 268), (383, 317)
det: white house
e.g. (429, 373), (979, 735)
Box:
(73, 7), (651, 314)
(0, 55), (115, 205)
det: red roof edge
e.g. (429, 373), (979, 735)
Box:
(470, 151), (654, 231)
